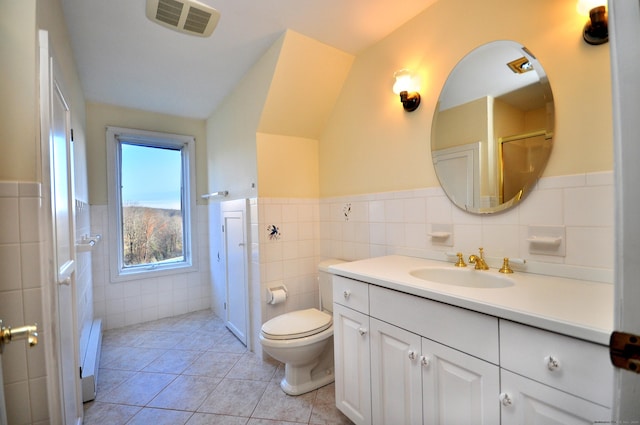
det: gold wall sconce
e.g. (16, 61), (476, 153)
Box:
(577, 0), (608, 45)
(393, 69), (421, 112)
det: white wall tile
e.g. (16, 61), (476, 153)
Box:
(369, 200), (385, 222)
(425, 196), (452, 224)
(320, 172), (613, 282)
(0, 181), (19, 197)
(0, 244), (22, 290)
(18, 197), (41, 243)
(565, 226), (614, 269)
(481, 224), (520, 258)
(369, 222), (386, 245)
(5, 380), (31, 424)
(28, 376), (49, 422)
(0, 197), (20, 244)
(564, 186), (614, 227)
(384, 199), (404, 223)
(404, 198), (426, 223)
(538, 173), (585, 189)
(519, 188), (564, 225)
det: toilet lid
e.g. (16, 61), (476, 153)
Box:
(261, 308), (332, 340)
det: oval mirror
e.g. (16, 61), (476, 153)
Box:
(431, 40), (554, 214)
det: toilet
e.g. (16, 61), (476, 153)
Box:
(259, 259), (345, 395)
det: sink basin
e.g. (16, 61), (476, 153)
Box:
(409, 267), (514, 288)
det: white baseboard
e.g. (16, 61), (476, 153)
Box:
(81, 319), (102, 402)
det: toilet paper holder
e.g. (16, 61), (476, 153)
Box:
(267, 285), (288, 305)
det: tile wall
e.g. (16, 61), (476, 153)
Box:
(255, 198), (322, 322)
(0, 181), (50, 424)
(319, 171), (615, 282)
(250, 171), (613, 355)
(200, 171), (619, 361)
(90, 204), (211, 330)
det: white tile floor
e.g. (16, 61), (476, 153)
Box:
(83, 309), (353, 424)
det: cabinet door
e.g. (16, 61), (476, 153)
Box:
(333, 303), (371, 425)
(500, 370), (611, 425)
(422, 338), (500, 425)
(370, 318), (422, 425)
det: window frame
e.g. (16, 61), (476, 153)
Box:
(106, 126), (198, 282)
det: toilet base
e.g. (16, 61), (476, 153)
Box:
(278, 339), (335, 396)
(280, 366), (334, 396)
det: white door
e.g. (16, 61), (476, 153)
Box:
(333, 303), (371, 425)
(432, 143), (480, 209)
(370, 318), (422, 425)
(422, 337), (500, 425)
(609, 1), (640, 420)
(221, 199), (249, 346)
(40, 30), (82, 424)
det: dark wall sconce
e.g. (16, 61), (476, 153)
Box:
(577, 0), (608, 45)
(393, 69), (421, 112)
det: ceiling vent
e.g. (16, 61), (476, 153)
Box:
(146, 0), (220, 37)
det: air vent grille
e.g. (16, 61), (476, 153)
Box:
(184, 7), (212, 34)
(146, 0), (220, 37)
(156, 0), (183, 27)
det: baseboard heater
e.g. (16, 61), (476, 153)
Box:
(80, 319), (102, 402)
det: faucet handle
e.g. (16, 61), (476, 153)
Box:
(479, 247), (485, 259)
(454, 252), (467, 267)
(499, 258), (514, 274)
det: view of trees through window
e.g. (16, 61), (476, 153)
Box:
(120, 142), (184, 267)
(122, 206), (183, 266)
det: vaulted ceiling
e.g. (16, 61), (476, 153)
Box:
(60, 0), (439, 119)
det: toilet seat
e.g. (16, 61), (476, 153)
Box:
(261, 308), (332, 340)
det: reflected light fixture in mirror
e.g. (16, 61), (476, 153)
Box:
(577, 0), (608, 45)
(393, 69), (421, 112)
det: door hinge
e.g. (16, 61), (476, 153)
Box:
(610, 331), (640, 373)
(222, 224), (225, 232)
(224, 302), (227, 310)
(70, 128), (74, 141)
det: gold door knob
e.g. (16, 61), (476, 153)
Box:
(0, 320), (38, 353)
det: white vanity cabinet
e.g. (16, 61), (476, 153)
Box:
(332, 271), (613, 425)
(334, 275), (501, 425)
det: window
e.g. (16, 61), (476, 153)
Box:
(106, 126), (197, 281)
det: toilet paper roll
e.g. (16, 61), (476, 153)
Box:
(269, 288), (287, 305)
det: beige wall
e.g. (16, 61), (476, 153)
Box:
(0, 0), (38, 182)
(86, 102), (207, 205)
(256, 133), (320, 198)
(205, 35), (281, 201)
(319, 0), (612, 197)
(207, 30), (353, 200)
(258, 31), (354, 140)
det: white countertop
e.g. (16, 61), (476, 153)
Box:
(329, 255), (614, 346)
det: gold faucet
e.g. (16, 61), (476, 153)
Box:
(469, 248), (489, 270)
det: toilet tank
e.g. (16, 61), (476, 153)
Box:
(318, 259), (346, 313)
